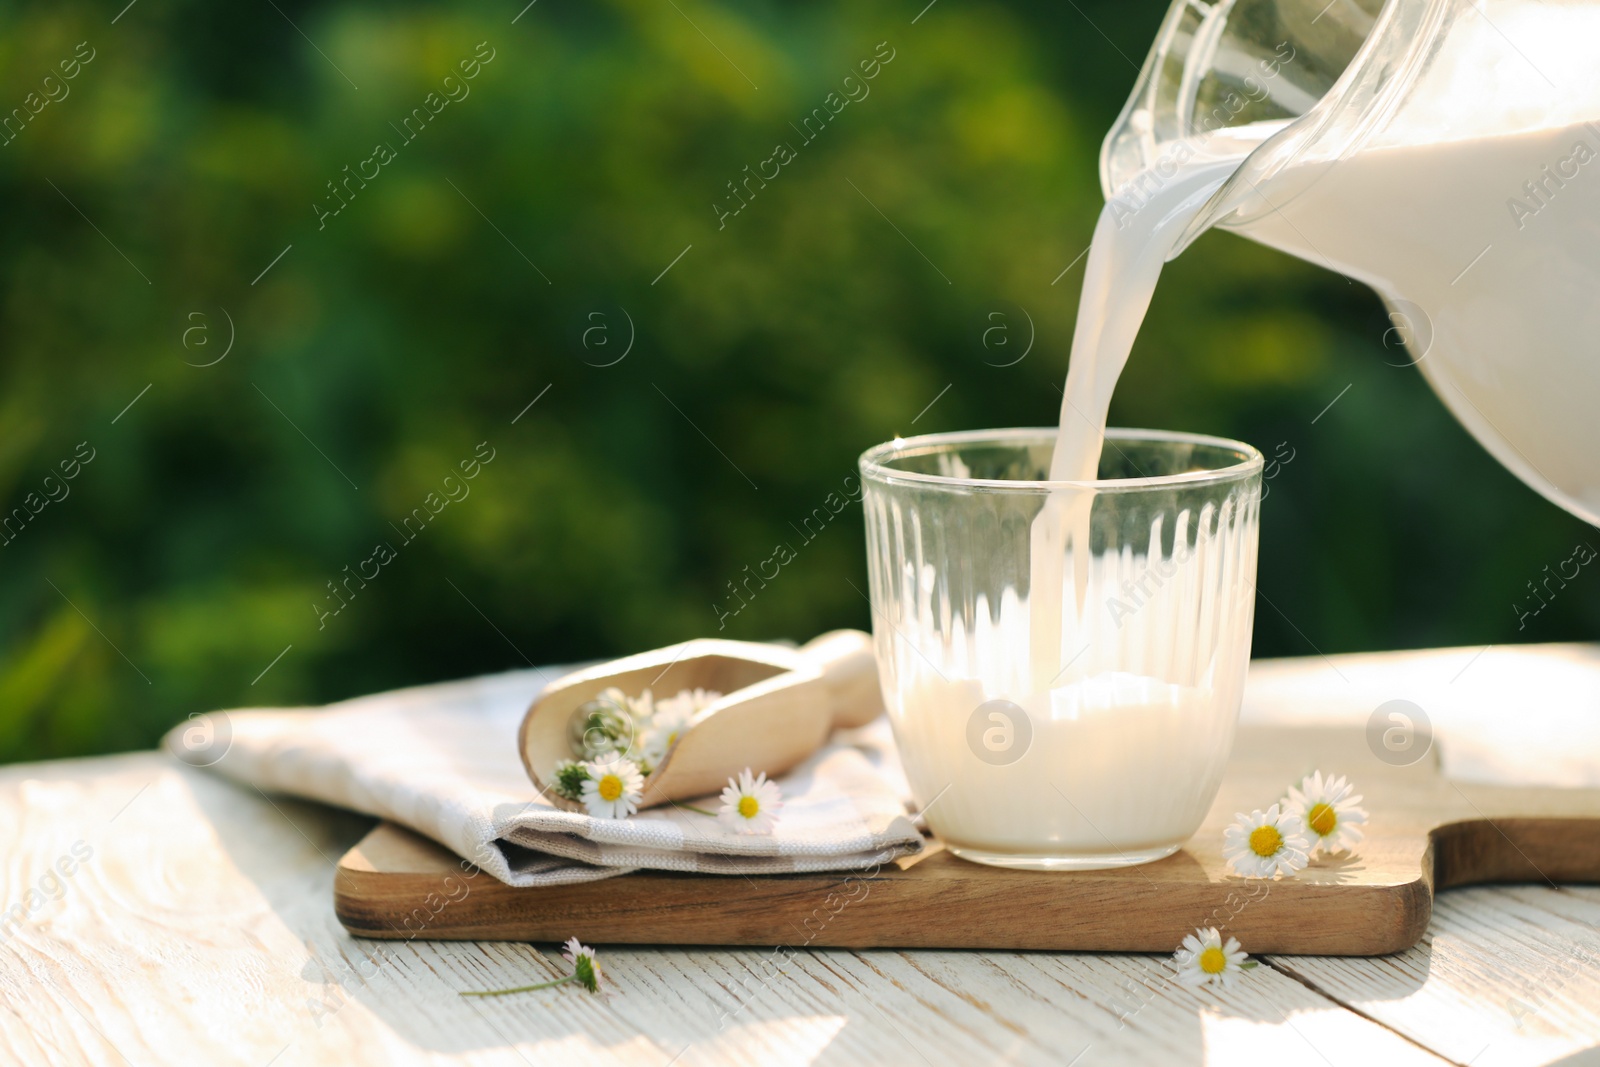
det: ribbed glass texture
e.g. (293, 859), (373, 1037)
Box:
(860, 428), (1262, 870)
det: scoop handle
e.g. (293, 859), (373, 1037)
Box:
(799, 629), (885, 729)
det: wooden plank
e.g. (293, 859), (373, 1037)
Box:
(0, 749), (1452, 1066)
(1269, 885), (1600, 1067)
(335, 724), (1600, 954)
(335, 820), (1435, 954)
(7, 645), (1600, 1064)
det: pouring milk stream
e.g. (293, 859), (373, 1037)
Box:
(1038, 0), (1600, 685)
(895, 0), (1600, 861)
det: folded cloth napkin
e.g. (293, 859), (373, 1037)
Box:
(162, 665), (922, 887)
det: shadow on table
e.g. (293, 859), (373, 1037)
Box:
(184, 763), (676, 1057)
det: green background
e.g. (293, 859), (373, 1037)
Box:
(0, 0), (1591, 762)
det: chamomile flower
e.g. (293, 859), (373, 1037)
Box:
(625, 687), (657, 722)
(572, 686), (723, 773)
(1283, 771), (1367, 855)
(1222, 803), (1311, 879)
(562, 937), (605, 994)
(636, 689), (717, 773)
(637, 729), (671, 776)
(650, 688), (715, 742)
(652, 687), (720, 725)
(718, 768), (783, 835)
(551, 758), (591, 802)
(459, 936), (607, 998)
(580, 755), (644, 820)
(572, 688), (638, 761)
(1173, 927), (1254, 987)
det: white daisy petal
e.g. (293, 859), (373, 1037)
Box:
(628, 688), (657, 722)
(580, 755), (644, 820)
(717, 767), (783, 835)
(1282, 770), (1369, 855)
(557, 937), (605, 994)
(653, 687), (721, 727)
(1173, 926), (1253, 987)
(1222, 803), (1312, 878)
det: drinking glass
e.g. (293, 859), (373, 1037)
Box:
(860, 428), (1262, 870)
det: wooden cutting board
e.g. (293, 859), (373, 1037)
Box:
(333, 724), (1600, 955)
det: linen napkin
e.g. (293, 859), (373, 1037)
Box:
(1242, 642), (1600, 788)
(162, 664), (923, 887)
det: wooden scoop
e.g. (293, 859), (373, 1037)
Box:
(518, 629), (884, 811)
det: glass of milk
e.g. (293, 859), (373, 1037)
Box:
(860, 428), (1262, 870)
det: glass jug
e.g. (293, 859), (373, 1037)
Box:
(1104, 0), (1600, 525)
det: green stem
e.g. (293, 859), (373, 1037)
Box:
(460, 974), (580, 997)
(678, 803), (718, 817)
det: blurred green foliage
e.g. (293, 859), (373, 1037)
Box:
(0, 0), (1591, 763)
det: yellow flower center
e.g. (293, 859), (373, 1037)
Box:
(1249, 825), (1283, 857)
(1199, 947), (1228, 975)
(738, 795), (760, 819)
(1307, 802), (1337, 837)
(598, 775), (623, 802)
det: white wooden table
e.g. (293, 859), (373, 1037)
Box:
(3, 645), (1599, 1066)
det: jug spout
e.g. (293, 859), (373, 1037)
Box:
(1101, 0), (1383, 203)
(1101, 0), (1449, 259)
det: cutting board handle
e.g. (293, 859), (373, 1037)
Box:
(800, 629), (885, 729)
